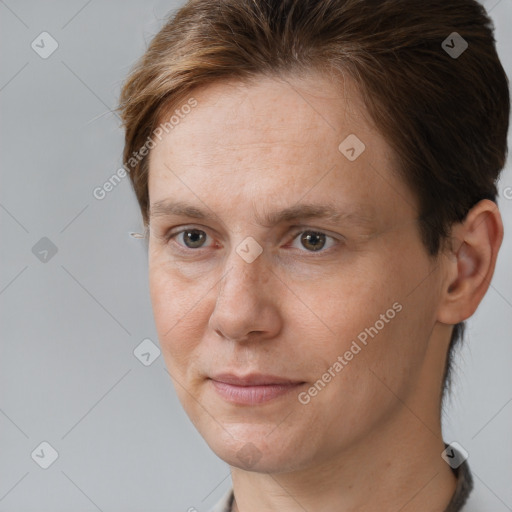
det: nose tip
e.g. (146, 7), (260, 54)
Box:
(208, 244), (281, 342)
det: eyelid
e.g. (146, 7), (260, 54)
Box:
(288, 226), (342, 240)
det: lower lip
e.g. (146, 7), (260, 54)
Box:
(210, 379), (304, 405)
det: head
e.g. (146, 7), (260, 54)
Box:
(118, 0), (509, 472)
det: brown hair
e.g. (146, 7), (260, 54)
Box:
(118, 0), (510, 403)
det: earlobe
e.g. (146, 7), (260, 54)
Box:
(438, 199), (503, 325)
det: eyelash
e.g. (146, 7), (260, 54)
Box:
(163, 227), (342, 256)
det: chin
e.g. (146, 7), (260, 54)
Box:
(201, 421), (311, 473)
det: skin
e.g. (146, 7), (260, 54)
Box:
(146, 71), (503, 512)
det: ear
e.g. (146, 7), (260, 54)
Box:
(437, 199), (504, 325)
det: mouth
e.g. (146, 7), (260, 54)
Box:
(208, 373), (306, 405)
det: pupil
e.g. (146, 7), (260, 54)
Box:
(302, 232), (325, 251)
(185, 230), (205, 248)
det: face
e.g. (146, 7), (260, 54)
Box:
(147, 71), (446, 473)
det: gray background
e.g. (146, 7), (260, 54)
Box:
(0, 0), (511, 511)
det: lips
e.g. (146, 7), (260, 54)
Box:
(210, 373), (304, 386)
(208, 373), (306, 405)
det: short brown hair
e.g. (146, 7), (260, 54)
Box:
(118, 0), (510, 403)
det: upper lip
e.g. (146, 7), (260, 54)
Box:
(210, 373), (304, 386)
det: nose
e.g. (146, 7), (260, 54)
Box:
(208, 244), (282, 343)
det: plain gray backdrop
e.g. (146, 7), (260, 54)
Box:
(1, 0), (511, 511)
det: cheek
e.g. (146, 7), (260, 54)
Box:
(301, 251), (432, 385)
(148, 258), (210, 369)
(294, 294), (416, 441)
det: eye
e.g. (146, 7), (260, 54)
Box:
(289, 230), (338, 252)
(165, 227), (340, 254)
(170, 228), (213, 249)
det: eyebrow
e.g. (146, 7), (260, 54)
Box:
(149, 199), (375, 228)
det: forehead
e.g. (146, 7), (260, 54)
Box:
(153, 72), (376, 162)
(147, 71), (415, 225)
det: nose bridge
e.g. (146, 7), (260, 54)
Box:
(221, 237), (269, 297)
